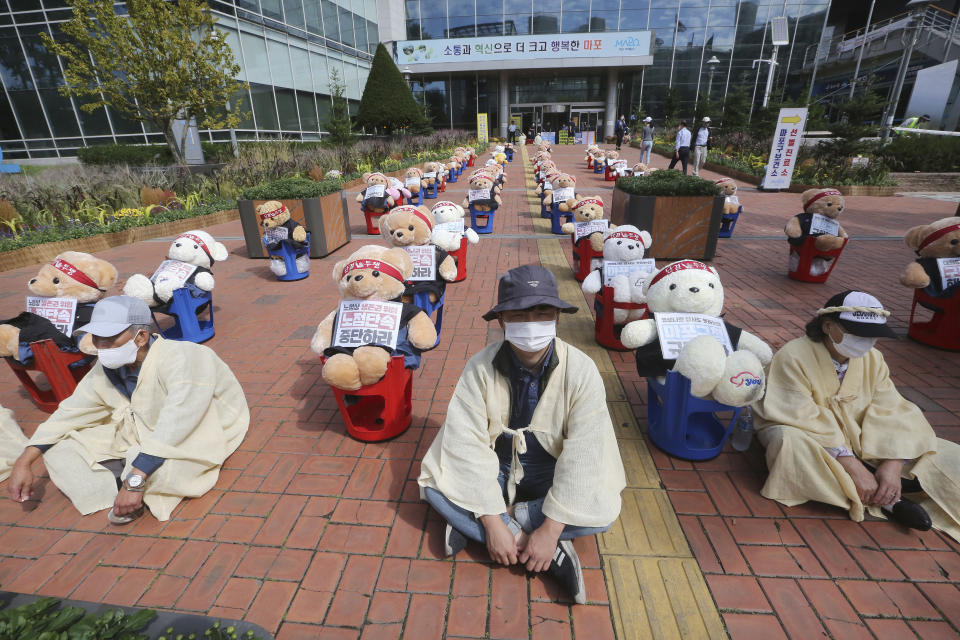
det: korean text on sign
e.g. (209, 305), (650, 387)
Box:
(809, 213), (840, 236)
(333, 300), (402, 351)
(405, 245), (437, 281)
(26, 296), (79, 336)
(938, 257), (960, 290)
(602, 259), (656, 288)
(150, 259), (198, 290)
(574, 219), (609, 241)
(434, 220), (465, 234)
(654, 312), (734, 360)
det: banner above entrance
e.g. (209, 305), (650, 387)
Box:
(394, 31), (653, 72)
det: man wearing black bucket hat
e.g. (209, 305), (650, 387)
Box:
(418, 265), (625, 604)
(754, 291), (960, 540)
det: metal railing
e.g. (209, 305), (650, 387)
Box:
(803, 5), (960, 69)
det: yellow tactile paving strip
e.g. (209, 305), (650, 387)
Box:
(523, 146), (727, 640)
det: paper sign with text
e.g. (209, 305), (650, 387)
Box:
(468, 189), (489, 202)
(810, 213), (840, 236)
(655, 312), (733, 360)
(263, 226), (289, 245)
(405, 177), (421, 188)
(435, 220), (465, 234)
(424, 172), (436, 179)
(725, 195), (740, 206)
(553, 187), (575, 202)
(333, 300), (402, 350)
(761, 107), (808, 190)
(364, 184), (385, 199)
(938, 257), (960, 290)
(405, 245), (437, 281)
(26, 296), (78, 336)
(575, 219), (609, 241)
(603, 259), (656, 287)
(150, 260), (197, 290)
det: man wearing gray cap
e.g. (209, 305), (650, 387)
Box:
(418, 265), (625, 604)
(7, 296), (248, 524)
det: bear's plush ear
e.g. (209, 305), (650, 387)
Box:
(903, 224), (929, 251)
(377, 211), (393, 238)
(417, 205), (432, 218)
(385, 247), (414, 279)
(211, 241), (229, 262)
(332, 259), (348, 284)
(639, 230), (653, 249)
(362, 172), (372, 182)
(708, 266), (719, 277)
(84, 258), (119, 289)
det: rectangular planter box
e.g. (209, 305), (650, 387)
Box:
(610, 189), (724, 261)
(238, 192), (351, 259)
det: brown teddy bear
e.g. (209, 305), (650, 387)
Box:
(462, 173), (502, 213)
(632, 162), (648, 176)
(255, 200), (308, 276)
(552, 173), (579, 212)
(786, 188), (848, 275)
(0, 251), (118, 360)
(310, 245), (438, 391)
(900, 217), (960, 297)
(356, 172), (395, 213)
(422, 161), (446, 192)
(715, 178), (740, 214)
(562, 196), (613, 252)
(404, 167), (423, 196)
(535, 169), (560, 205)
(378, 204), (457, 304)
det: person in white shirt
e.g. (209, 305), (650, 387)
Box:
(668, 120), (691, 174)
(692, 117), (711, 176)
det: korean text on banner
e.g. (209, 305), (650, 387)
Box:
(602, 259), (656, 288)
(761, 108), (808, 190)
(333, 301), (403, 351)
(477, 113), (489, 145)
(26, 296), (78, 336)
(654, 312), (734, 360)
(938, 257), (960, 290)
(404, 245), (437, 281)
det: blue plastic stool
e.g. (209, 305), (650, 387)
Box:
(424, 181), (438, 199)
(447, 169), (458, 183)
(594, 162), (604, 174)
(413, 291), (444, 347)
(264, 232), (310, 281)
(549, 209), (574, 234)
(152, 288), (215, 343)
(646, 371), (742, 461)
(411, 190), (423, 206)
(540, 194), (551, 218)
(718, 206), (742, 239)
(469, 204), (496, 233)
(506, 149), (514, 162)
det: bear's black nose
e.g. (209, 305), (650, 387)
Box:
(689, 287), (699, 293)
(395, 231), (403, 238)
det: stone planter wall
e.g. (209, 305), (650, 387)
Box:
(610, 189), (724, 261)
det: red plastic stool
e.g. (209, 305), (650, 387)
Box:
(787, 236), (848, 283)
(322, 355), (413, 441)
(6, 339), (92, 413)
(908, 288), (960, 351)
(448, 236), (468, 282)
(604, 165), (616, 181)
(594, 286), (648, 351)
(363, 207), (386, 235)
(571, 234), (603, 282)
(587, 157), (594, 170)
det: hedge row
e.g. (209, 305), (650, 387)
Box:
(616, 170), (721, 197)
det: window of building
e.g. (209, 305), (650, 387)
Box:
(275, 87), (300, 130)
(297, 89), (318, 131)
(249, 82), (279, 130)
(283, 0), (305, 29)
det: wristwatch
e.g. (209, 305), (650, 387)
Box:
(123, 474), (145, 492)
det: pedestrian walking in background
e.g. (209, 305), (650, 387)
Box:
(692, 117), (711, 177)
(641, 117), (654, 165)
(668, 120), (691, 174)
(614, 115), (627, 150)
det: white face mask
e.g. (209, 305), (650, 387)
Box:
(504, 320), (556, 353)
(832, 332), (877, 359)
(98, 332), (143, 369)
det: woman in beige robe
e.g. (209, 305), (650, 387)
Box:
(755, 290), (960, 541)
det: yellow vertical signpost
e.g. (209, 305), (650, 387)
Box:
(477, 113), (488, 145)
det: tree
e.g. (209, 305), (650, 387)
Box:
(356, 44), (422, 134)
(42, 0), (248, 165)
(720, 86), (752, 131)
(323, 68), (354, 147)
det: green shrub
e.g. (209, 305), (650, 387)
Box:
(77, 142), (234, 166)
(616, 170), (721, 197)
(884, 135), (960, 172)
(240, 176), (342, 200)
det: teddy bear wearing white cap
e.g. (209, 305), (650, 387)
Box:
(621, 260), (773, 406)
(123, 230), (228, 307)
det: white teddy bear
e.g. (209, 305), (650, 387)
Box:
(582, 226), (653, 324)
(123, 230), (229, 306)
(621, 260), (773, 406)
(429, 200), (480, 252)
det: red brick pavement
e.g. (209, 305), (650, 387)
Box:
(0, 142), (957, 638)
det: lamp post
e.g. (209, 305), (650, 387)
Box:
(880, 0), (932, 142)
(705, 55), (720, 99)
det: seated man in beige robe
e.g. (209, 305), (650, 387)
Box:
(755, 290), (960, 540)
(419, 265), (626, 604)
(6, 296), (249, 524)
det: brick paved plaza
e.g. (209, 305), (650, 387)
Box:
(0, 143), (958, 639)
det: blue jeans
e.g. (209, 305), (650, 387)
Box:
(641, 140), (653, 165)
(424, 463), (612, 543)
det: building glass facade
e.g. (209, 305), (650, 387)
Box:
(0, 0), (378, 159)
(402, 0), (832, 130)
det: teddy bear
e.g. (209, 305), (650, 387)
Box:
(715, 178), (740, 215)
(123, 230), (229, 308)
(378, 204), (458, 304)
(429, 200), (480, 252)
(900, 217), (960, 297)
(561, 196), (613, 252)
(387, 176), (413, 206)
(491, 146), (507, 165)
(250, 200), (309, 277)
(445, 156), (461, 177)
(786, 188), (848, 275)
(422, 162), (445, 192)
(484, 159), (505, 185)
(535, 170), (560, 205)
(582, 225), (654, 323)
(592, 149), (606, 169)
(404, 167), (423, 196)
(356, 172), (395, 213)
(310, 244), (438, 391)
(632, 162), (648, 176)
(585, 145), (600, 164)
(604, 150), (620, 168)
(551, 174), (580, 212)
(620, 260), (773, 406)
(0, 251), (118, 360)
(463, 173), (502, 213)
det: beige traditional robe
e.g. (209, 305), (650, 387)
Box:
(755, 336), (960, 541)
(418, 339), (626, 527)
(27, 336), (249, 521)
(0, 405), (27, 482)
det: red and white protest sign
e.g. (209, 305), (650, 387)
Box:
(333, 300), (403, 350)
(26, 296), (78, 336)
(405, 245), (437, 281)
